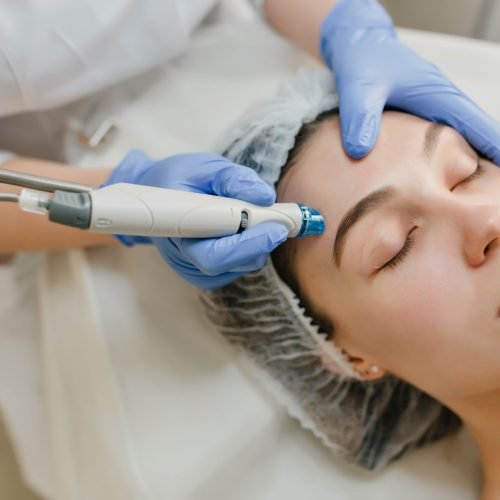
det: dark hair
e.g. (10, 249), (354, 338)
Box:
(271, 109), (339, 339)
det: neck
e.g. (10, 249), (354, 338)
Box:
(447, 389), (500, 500)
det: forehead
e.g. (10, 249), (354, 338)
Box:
(276, 112), (431, 232)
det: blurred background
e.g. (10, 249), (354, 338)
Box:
(2, 0), (499, 499)
(381, 0), (500, 41)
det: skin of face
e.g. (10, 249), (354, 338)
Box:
(276, 111), (500, 403)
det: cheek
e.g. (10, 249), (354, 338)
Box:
(388, 252), (472, 331)
(354, 250), (471, 340)
(345, 248), (488, 397)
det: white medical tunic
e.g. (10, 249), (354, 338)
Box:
(0, 0), (222, 160)
(0, 0), (219, 116)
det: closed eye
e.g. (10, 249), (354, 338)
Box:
(451, 161), (485, 190)
(379, 227), (417, 271)
(380, 161), (486, 272)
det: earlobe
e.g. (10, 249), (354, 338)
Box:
(354, 362), (386, 381)
(319, 346), (386, 380)
(339, 347), (386, 381)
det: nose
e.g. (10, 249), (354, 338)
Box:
(460, 204), (500, 267)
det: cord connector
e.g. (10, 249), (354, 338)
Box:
(47, 190), (92, 229)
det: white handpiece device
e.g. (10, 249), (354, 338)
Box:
(19, 183), (324, 239)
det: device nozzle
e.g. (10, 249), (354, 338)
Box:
(297, 205), (324, 237)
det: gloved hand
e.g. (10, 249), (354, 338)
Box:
(320, 0), (500, 163)
(105, 150), (289, 289)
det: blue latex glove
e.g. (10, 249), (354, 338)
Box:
(320, 0), (500, 163)
(105, 150), (289, 289)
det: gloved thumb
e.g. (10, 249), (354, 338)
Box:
(179, 222), (289, 276)
(338, 80), (387, 159)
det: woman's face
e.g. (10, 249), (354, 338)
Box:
(277, 111), (500, 402)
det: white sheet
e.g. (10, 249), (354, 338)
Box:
(1, 11), (497, 500)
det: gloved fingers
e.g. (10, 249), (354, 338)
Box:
(152, 230), (275, 290)
(124, 152), (276, 205)
(179, 222), (289, 276)
(225, 254), (269, 274)
(202, 158), (276, 206)
(158, 242), (266, 275)
(108, 149), (152, 185)
(182, 270), (252, 290)
(114, 234), (153, 246)
(411, 90), (500, 166)
(337, 80), (387, 159)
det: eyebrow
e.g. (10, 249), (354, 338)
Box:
(333, 187), (397, 266)
(423, 122), (445, 161)
(333, 122), (444, 268)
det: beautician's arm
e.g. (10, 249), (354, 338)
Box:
(0, 158), (116, 252)
(263, 0), (337, 60)
(0, 152), (287, 291)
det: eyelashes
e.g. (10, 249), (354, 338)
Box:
(380, 227), (416, 270)
(451, 161), (485, 191)
(380, 161), (486, 272)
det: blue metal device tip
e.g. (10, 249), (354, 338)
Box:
(297, 205), (325, 237)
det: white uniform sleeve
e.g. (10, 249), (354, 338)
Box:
(0, 0), (218, 117)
